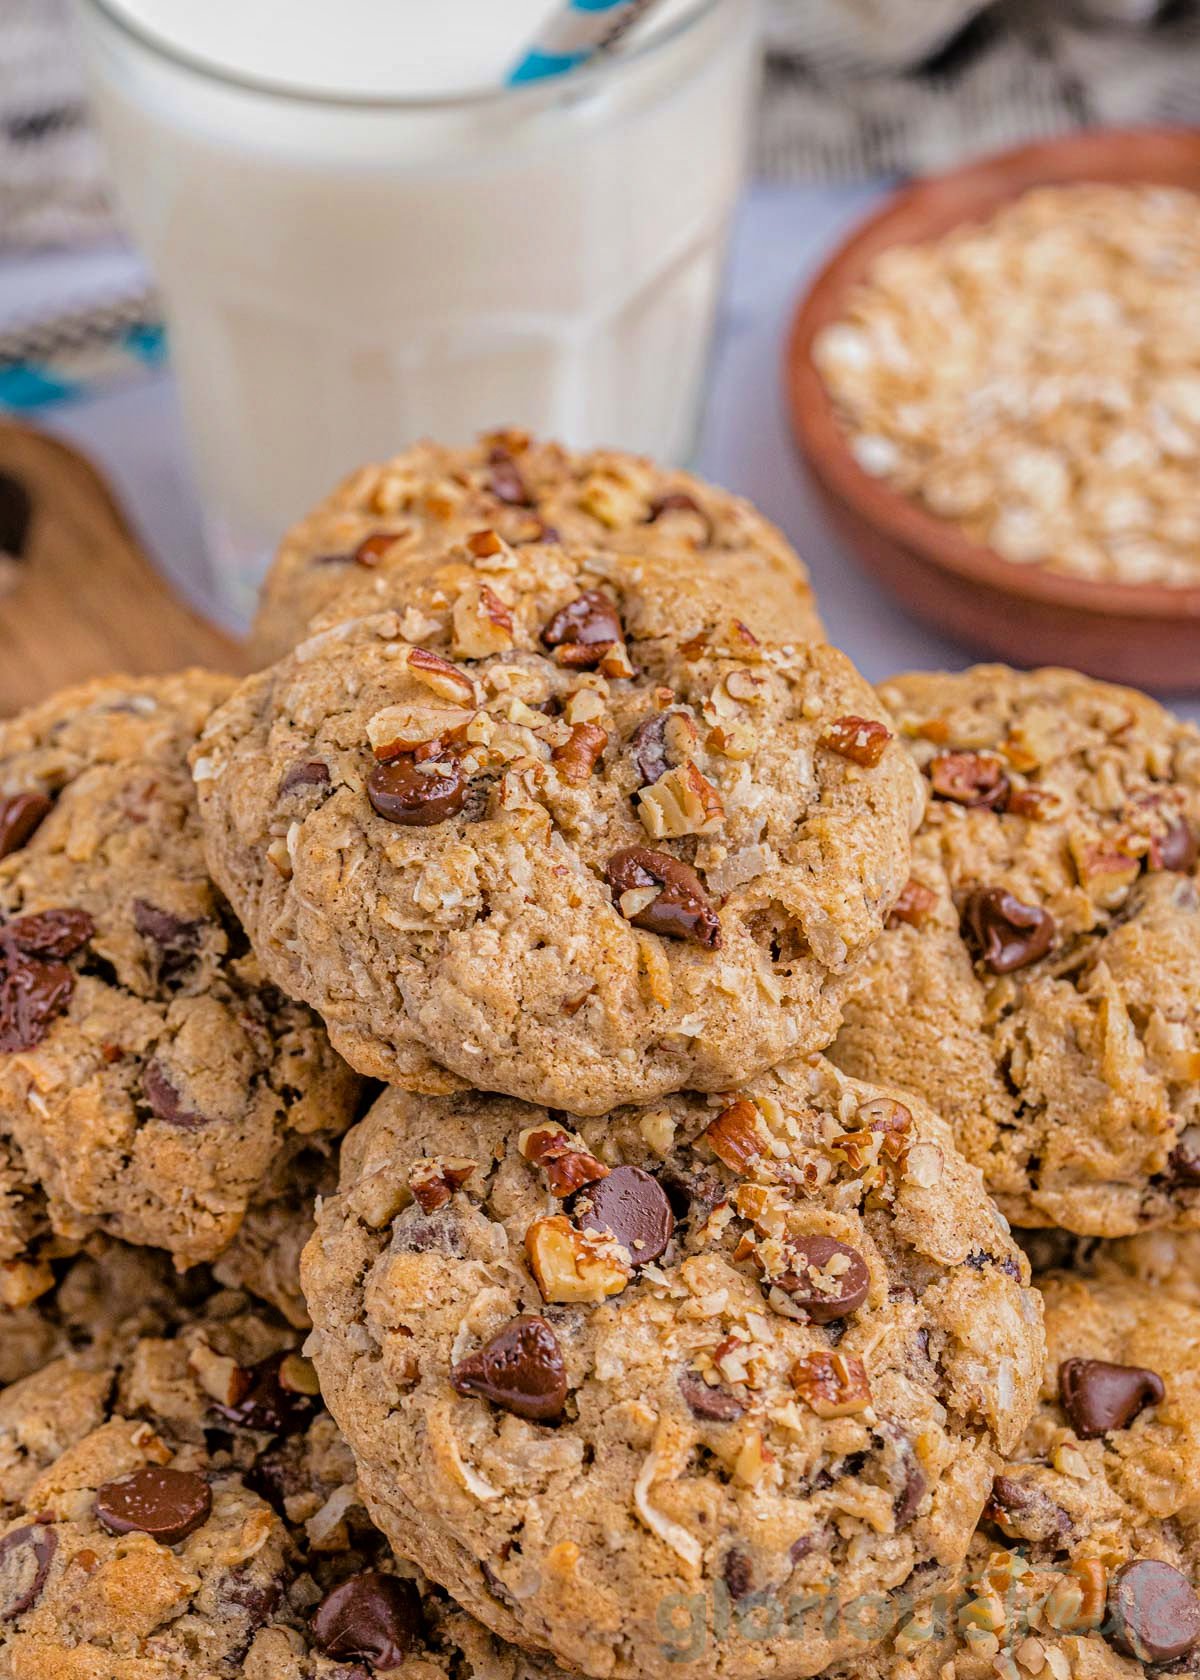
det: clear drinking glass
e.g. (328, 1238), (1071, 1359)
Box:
(73, 0), (762, 619)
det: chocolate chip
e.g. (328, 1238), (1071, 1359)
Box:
(0, 793), (51, 859)
(1150, 819), (1199, 874)
(723, 1549), (754, 1601)
(367, 757), (469, 826)
(5, 908), (94, 960)
(961, 887), (1055, 973)
(928, 751), (1010, 810)
(987, 1474), (1072, 1542)
(0, 471), (32, 562)
(390, 1203), (465, 1256)
(0, 908), (93, 1055)
(133, 901), (202, 951)
(487, 448), (534, 508)
(771, 1235), (869, 1324)
(451, 1315), (568, 1422)
(648, 491), (702, 521)
(212, 1350), (322, 1437)
(880, 1429), (926, 1530)
(1109, 1560), (1200, 1664)
(1059, 1358), (1164, 1438)
(574, 1166), (674, 1266)
(540, 590), (624, 668)
(95, 1465), (212, 1544)
(678, 1368), (745, 1421)
(279, 760), (331, 796)
(221, 1568), (283, 1630)
(311, 1571), (424, 1667)
(606, 846), (720, 949)
(659, 1165), (727, 1227)
(629, 714), (672, 787)
(142, 1060), (209, 1129)
(1171, 1128), (1200, 1185)
(0, 1523), (56, 1619)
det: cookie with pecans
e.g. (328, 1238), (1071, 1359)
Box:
(0, 1275), (587, 1680)
(0, 672), (359, 1297)
(301, 1055), (1044, 1680)
(196, 544), (917, 1112)
(831, 665), (1200, 1237)
(249, 432), (823, 662)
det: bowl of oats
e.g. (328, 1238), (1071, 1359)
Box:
(788, 127), (1200, 691)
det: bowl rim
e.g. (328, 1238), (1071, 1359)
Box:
(786, 125), (1200, 624)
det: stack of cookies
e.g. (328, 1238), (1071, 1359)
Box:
(0, 433), (1194, 1680)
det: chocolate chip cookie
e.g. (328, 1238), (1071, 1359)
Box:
(249, 432), (823, 662)
(302, 1055), (1044, 1680)
(197, 545), (918, 1111)
(831, 665), (1200, 1237)
(0, 672), (359, 1288)
(0, 1281), (570, 1680)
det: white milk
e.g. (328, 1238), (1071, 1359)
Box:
(73, 0), (760, 618)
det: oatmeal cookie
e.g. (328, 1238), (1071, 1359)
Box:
(831, 665), (1200, 1237)
(197, 545), (917, 1111)
(302, 1056), (1043, 1680)
(249, 433), (822, 662)
(0, 673), (359, 1289)
(0, 1287), (570, 1680)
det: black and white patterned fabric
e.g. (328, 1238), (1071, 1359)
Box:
(761, 0), (1200, 179)
(0, 0), (111, 249)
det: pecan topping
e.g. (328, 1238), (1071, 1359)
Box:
(0, 907), (93, 1053)
(605, 846), (720, 948)
(551, 723), (608, 786)
(961, 887), (1055, 973)
(886, 879), (937, 929)
(452, 583), (515, 659)
(487, 447), (534, 507)
(409, 1156), (476, 1214)
(540, 590), (624, 669)
(928, 751), (1010, 809)
(701, 1099), (766, 1175)
(819, 716), (892, 768)
(352, 532), (402, 567)
(526, 1214), (630, 1303)
(519, 1124), (608, 1196)
(790, 1350), (872, 1418)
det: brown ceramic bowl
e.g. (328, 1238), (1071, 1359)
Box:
(786, 127), (1200, 692)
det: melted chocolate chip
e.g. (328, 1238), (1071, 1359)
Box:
(487, 449), (534, 508)
(606, 846), (720, 949)
(0, 1523), (56, 1619)
(659, 1165), (727, 1227)
(311, 1572), (424, 1667)
(451, 1315), (568, 1422)
(133, 901), (206, 987)
(366, 757), (469, 827)
(0, 793), (51, 860)
(961, 887), (1055, 973)
(540, 590), (624, 668)
(1151, 819), (1200, 874)
(279, 760), (331, 796)
(678, 1368), (745, 1422)
(1171, 1129), (1200, 1185)
(212, 1350), (322, 1437)
(1059, 1358), (1164, 1439)
(390, 1203), (465, 1257)
(0, 908), (93, 1054)
(574, 1166), (674, 1266)
(772, 1235), (869, 1324)
(142, 1060), (209, 1129)
(1109, 1560), (1200, 1664)
(723, 1549), (754, 1601)
(987, 1474), (1072, 1542)
(95, 1466), (212, 1544)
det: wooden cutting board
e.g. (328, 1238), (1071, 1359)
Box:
(0, 421), (246, 716)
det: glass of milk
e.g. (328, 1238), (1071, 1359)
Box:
(72, 0), (761, 619)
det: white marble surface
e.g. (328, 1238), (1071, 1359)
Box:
(2, 181), (1197, 720)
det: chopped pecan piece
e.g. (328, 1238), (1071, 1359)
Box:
(928, 751), (1010, 809)
(886, 879), (937, 929)
(409, 1157), (476, 1214)
(519, 1124), (608, 1197)
(819, 716), (892, 769)
(700, 1099), (766, 1175)
(790, 1350), (872, 1418)
(551, 723), (608, 786)
(526, 1215), (630, 1303)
